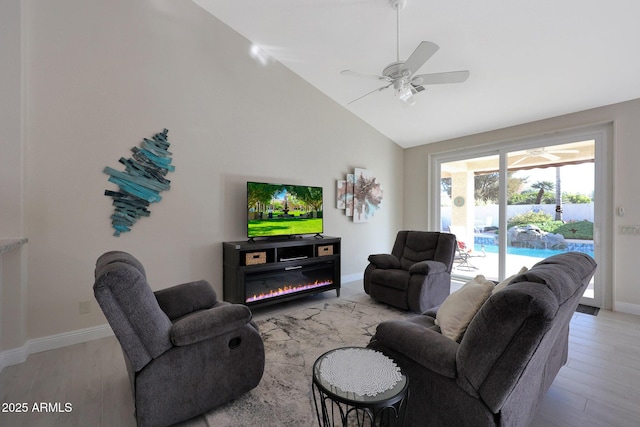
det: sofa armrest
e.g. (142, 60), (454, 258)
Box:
(372, 319), (459, 378)
(368, 254), (401, 269)
(170, 304), (252, 346)
(154, 280), (218, 320)
(408, 260), (447, 275)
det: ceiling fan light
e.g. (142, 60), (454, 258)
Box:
(396, 85), (415, 105)
(403, 95), (416, 106)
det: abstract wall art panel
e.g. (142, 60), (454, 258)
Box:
(345, 173), (355, 217)
(103, 128), (174, 236)
(353, 168), (383, 223)
(336, 168), (383, 222)
(336, 179), (346, 209)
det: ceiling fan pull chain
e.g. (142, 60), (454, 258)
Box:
(396, 4), (400, 62)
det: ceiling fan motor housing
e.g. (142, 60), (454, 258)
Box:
(383, 62), (413, 91)
(383, 62), (407, 80)
(390, 0), (407, 11)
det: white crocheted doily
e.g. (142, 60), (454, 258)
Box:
(318, 348), (403, 396)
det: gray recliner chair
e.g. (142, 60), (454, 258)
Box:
(93, 251), (265, 427)
(364, 231), (457, 313)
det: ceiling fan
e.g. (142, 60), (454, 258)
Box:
(341, 0), (470, 106)
(511, 147), (580, 166)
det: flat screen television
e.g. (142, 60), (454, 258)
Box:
(247, 181), (323, 238)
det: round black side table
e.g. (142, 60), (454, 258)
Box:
(312, 347), (408, 427)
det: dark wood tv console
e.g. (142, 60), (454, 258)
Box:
(223, 236), (341, 308)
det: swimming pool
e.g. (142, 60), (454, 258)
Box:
(474, 237), (595, 259)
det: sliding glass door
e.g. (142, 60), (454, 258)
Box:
(433, 127), (609, 307)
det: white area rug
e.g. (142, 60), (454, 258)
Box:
(204, 294), (410, 426)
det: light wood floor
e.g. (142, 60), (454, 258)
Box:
(1, 281), (639, 427)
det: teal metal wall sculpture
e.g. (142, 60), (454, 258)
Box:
(103, 128), (174, 236)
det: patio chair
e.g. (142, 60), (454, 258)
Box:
(448, 226), (479, 270)
(455, 240), (478, 270)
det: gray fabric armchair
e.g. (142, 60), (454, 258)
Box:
(368, 252), (597, 426)
(364, 231), (457, 313)
(93, 251), (265, 427)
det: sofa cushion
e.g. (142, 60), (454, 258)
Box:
(435, 275), (494, 341)
(155, 280), (218, 321)
(399, 232), (440, 270)
(369, 268), (410, 291)
(511, 252), (596, 305)
(493, 266), (529, 294)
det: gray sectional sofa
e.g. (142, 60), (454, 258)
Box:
(368, 252), (597, 426)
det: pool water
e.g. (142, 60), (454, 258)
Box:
(475, 243), (595, 259)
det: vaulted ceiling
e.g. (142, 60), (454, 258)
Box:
(193, 0), (640, 148)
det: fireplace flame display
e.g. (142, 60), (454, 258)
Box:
(246, 279), (333, 303)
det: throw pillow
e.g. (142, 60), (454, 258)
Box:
(435, 275), (495, 342)
(492, 266), (529, 294)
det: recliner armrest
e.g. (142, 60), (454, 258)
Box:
(154, 280), (218, 320)
(368, 254), (401, 269)
(371, 319), (459, 378)
(408, 260), (448, 275)
(170, 304), (252, 346)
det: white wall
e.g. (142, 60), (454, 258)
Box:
(0, 0), (28, 353)
(0, 0), (22, 235)
(17, 0), (403, 342)
(404, 98), (640, 314)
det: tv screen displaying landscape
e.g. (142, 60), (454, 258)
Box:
(247, 182), (323, 238)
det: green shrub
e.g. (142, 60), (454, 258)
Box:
(537, 221), (565, 233)
(506, 211), (594, 240)
(553, 221), (594, 240)
(507, 211), (554, 228)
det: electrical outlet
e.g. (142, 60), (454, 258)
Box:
(619, 225), (640, 235)
(79, 300), (91, 314)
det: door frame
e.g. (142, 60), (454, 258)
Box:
(428, 124), (613, 308)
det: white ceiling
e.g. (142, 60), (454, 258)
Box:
(192, 0), (640, 148)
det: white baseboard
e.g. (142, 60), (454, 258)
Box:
(2, 294), (634, 373)
(613, 301), (640, 316)
(0, 346), (29, 372)
(342, 272), (363, 284)
(4, 276), (359, 373)
(0, 324), (113, 372)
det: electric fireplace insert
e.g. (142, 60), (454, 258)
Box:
(222, 236), (341, 308)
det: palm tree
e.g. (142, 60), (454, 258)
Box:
(555, 167), (563, 221)
(531, 181), (554, 204)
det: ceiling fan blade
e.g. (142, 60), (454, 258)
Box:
(402, 41), (439, 75)
(347, 83), (392, 105)
(411, 84), (425, 93)
(548, 149), (579, 154)
(341, 70), (390, 82)
(412, 70), (470, 85)
(510, 155), (529, 166)
(539, 153), (561, 161)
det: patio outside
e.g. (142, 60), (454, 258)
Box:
(451, 231), (595, 298)
(441, 139), (596, 301)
